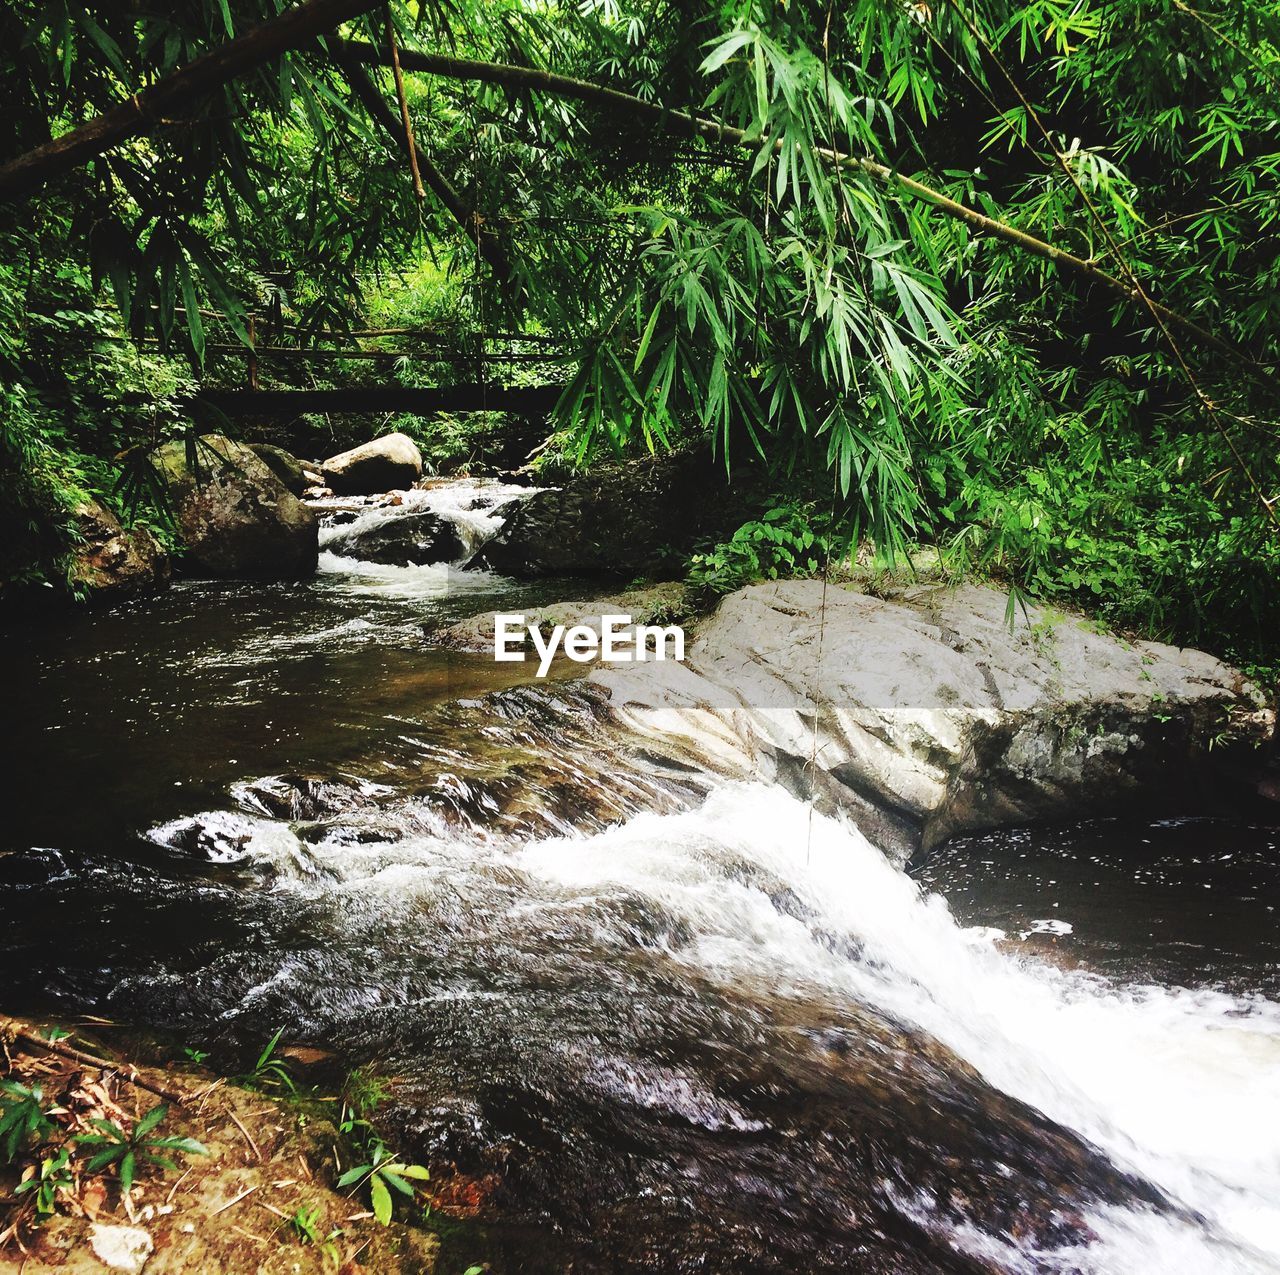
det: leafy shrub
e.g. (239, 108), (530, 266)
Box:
(0, 230), (193, 594)
(688, 503), (843, 596)
(338, 1140), (430, 1227)
(14, 1147), (74, 1219)
(237, 1028), (295, 1093)
(74, 1103), (207, 1198)
(0, 1081), (54, 1162)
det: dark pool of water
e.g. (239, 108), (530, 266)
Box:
(0, 572), (584, 854)
(913, 816), (1280, 996)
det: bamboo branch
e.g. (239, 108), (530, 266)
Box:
(382, 4), (426, 201)
(0, 9), (1268, 382)
(334, 39), (1274, 383)
(952, 0), (1277, 520)
(330, 43), (513, 278)
(0, 0), (383, 203)
(1172, 0), (1280, 93)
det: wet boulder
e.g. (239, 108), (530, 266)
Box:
(321, 432), (423, 495)
(334, 510), (465, 566)
(478, 448), (763, 577)
(67, 498), (170, 601)
(248, 442), (309, 495)
(150, 434), (318, 579)
(597, 580), (1275, 858)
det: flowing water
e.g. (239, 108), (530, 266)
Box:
(2, 480), (1278, 1274)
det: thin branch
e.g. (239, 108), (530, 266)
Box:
(329, 42), (513, 278)
(0, 1020), (189, 1107)
(1172, 0), (1280, 93)
(382, 4), (426, 200)
(1109, 192), (1278, 251)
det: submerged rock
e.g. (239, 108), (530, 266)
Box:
(67, 499), (170, 601)
(248, 442), (308, 495)
(321, 432), (422, 495)
(150, 434), (318, 579)
(596, 580), (1274, 857)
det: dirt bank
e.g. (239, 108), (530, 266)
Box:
(0, 1017), (467, 1274)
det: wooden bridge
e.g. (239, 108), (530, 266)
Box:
(140, 307), (570, 419)
(200, 382), (562, 417)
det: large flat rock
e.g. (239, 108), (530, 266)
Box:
(595, 580), (1273, 856)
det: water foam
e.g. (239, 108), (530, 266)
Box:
(160, 768), (1280, 1268)
(316, 551), (509, 598)
(510, 783), (1280, 1273)
(317, 478), (530, 564)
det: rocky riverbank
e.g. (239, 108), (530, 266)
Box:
(57, 439), (761, 602)
(596, 580), (1274, 857)
(48, 451), (1280, 858)
(60, 432), (431, 602)
(5, 473), (1278, 1275)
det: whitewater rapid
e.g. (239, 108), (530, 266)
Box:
(522, 784), (1280, 1273)
(204, 777), (1280, 1274)
(83, 484), (1278, 1273)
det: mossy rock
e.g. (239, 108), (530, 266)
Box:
(151, 434), (318, 579)
(249, 442), (309, 496)
(67, 498), (171, 601)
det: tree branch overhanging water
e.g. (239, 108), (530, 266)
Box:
(334, 39), (1273, 387)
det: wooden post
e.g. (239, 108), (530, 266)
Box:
(247, 313), (259, 390)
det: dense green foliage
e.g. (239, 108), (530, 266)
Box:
(0, 223), (191, 589)
(1, 0), (1278, 663)
(688, 502), (843, 597)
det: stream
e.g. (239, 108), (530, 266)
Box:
(2, 479), (1278, 1274)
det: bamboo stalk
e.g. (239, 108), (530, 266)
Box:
(382, 4), (425, 201)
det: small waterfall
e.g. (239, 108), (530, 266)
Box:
(316, 479), (529, 564)
(511, 785), (1280, 1273)
(307, 478), (534, 601)
(416, 478), (530, 561)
